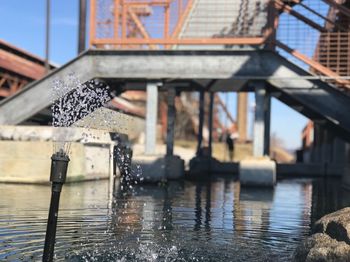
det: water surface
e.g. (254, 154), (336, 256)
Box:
(0, 176), (349, 261)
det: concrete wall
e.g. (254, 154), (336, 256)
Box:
(0, 126), (115, 184)
(301, 124), (350, 182)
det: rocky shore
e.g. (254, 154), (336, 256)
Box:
(293, 207), (350, 261)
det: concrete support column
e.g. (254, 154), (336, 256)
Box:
(208, 92), (214, 157)
(145, 82), (159, 155)
(253, 83), (271, 157)
(196, 90), (205, 156)
(166, 87), (176, 156)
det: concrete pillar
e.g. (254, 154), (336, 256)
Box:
(237, 92), (248, 142)
(145, 82), (159, 155)
(253, 83), (271, 157)
(196, 90), (205, 156)
(241, 86), (276, 187)
(166, 87), (176, 156)
(208, 92), (214, 157)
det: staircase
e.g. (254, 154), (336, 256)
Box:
(176, 0), (267, 49)
(1, 0), (350, 144)
(260, 51), (350, 142)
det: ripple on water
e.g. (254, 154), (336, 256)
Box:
(0, 177), (347, 261)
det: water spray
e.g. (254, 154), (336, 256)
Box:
(42, 76), (111, 261)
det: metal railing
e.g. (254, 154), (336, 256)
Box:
(275, 0), (350, 88)
(90, 0), (350, 88)
(90, 0), (271, 48)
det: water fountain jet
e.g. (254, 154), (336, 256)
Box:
(42, 75), (111, 261)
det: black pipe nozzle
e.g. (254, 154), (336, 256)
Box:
(50, 152), (70, 184)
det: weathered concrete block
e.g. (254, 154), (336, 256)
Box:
(165, 155), (185, 180)
(188, 156), (211, 179)
(0, 141), (112, 183)
(239, 158), (276, 187)
(134, 155), (184, 182)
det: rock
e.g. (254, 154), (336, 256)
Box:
(293, 233), (350, 261)
(312, 207), (350, 244)
(293, 208), (350, 262)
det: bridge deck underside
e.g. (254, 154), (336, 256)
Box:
(0, 50), (349, 141)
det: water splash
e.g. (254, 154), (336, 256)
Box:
(51, 73), (111, 154)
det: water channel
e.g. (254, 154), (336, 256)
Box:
(0, 176), (348, 261)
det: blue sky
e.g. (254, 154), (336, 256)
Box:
(219, 93), (308, 149)
(1, 0), (309, 149)
(1, 0), (80, 64)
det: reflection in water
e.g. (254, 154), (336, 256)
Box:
(0, 177), (349, 261)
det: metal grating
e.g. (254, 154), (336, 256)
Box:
(90, 0), (270, 49)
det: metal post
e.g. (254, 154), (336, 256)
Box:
(208, 92), (214, 158)
(45, 0), (51, 73)
(196, 90), (205, 156)
(166, 87), (176, 156)
(78, 0), (87, 54)
(263, 91), (271, 156)
(43, 151), (70, 262)
(145, 82), (159, 155)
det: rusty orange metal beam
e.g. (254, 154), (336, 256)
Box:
(114, 0), (120, 41)
(127, 7), (158, 49)
(164, 3), (170, 38)
(171, 0), (194, 39)
(160, 100), (167, 139)
(128, 8), (150, 38)
(110, 97), (146, 118)
(0, 49), (46, 80)
(0, 76), (7, 87)
(0, 72), (28, 97)
(123, 1), (169, 6)
(92, 37), (266, 45)
(178, 0), (183, 15)
(164, 2), (170, 49)
(90, 0), (96, 47)
(0, 89), (10, 97)
(122, 1), (127, 39)
(17, 80), (27, 91)
(9, 80), (18, 95)
(275, 40), (350, 88)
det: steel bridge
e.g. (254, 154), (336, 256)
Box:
(1, 0), (350, 180)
